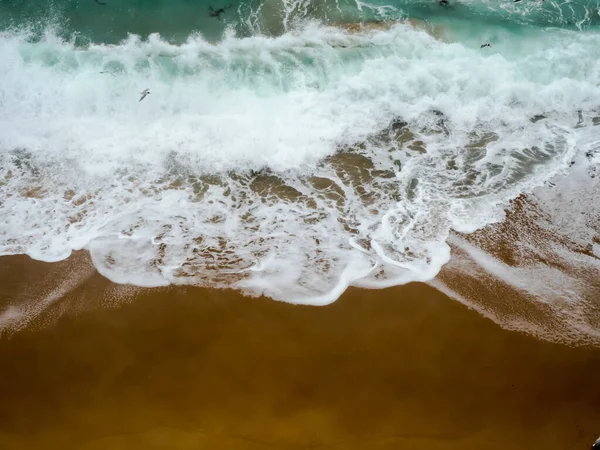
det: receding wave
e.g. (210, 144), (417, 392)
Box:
(0, 0), (599, 342)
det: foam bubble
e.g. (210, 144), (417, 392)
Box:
(1, 22), (599, 304)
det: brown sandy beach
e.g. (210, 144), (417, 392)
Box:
(1, 252), (599, 450)
(2, 2), (600, 448)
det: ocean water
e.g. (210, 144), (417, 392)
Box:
(0, 0), (599, 312)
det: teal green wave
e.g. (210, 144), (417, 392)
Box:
(1, 0), (599, 45)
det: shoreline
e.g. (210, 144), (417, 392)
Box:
(3, 192), (599, 346)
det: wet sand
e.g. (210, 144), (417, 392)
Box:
(1, 254), (599, 450)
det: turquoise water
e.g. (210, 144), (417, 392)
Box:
(0, 0), (599, 306)
(1, 0), (599, 44)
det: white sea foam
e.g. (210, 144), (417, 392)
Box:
(431, 123), (600, 345)
(0, 22), (599, 304)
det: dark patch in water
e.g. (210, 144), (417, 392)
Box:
(208, 4), (233, 21)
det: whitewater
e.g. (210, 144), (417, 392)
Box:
(0, 0), (599, 330)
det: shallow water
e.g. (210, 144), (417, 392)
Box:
(0, 1), (599, 323)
